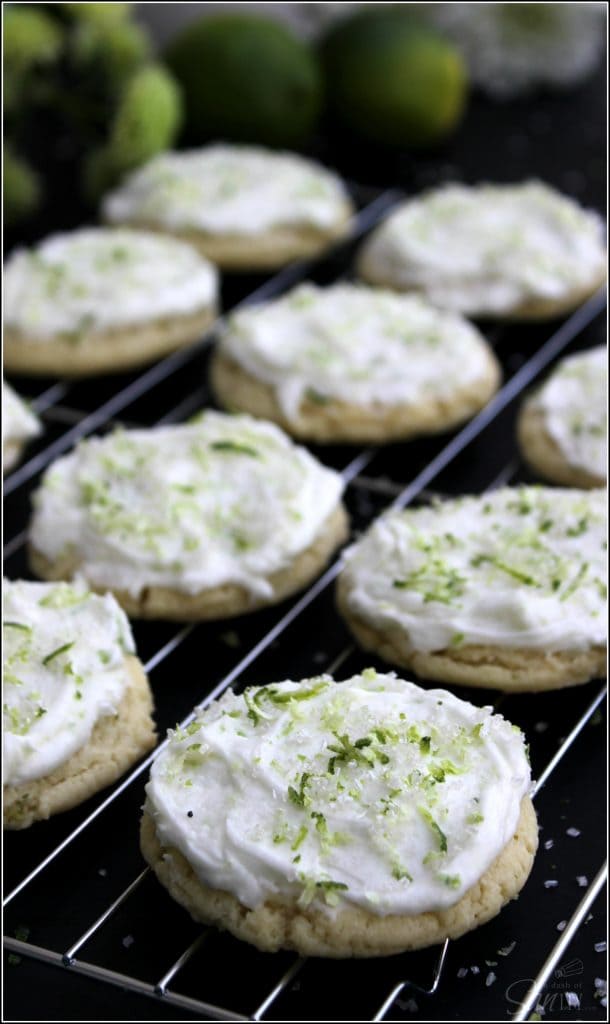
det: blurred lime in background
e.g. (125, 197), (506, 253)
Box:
(59, 3), (133, 26)
(3, 5), (63, 113)
(166, 14), (322, 149)
(318, 9), (468, 148)
(3, 2), (183, 228)
(3, 145), (42, 227)
(83, 63), (183, 199)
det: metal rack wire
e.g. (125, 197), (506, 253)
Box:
(3, 189), (607, 1022)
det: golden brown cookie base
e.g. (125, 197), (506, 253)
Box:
(29, 503), (349, 622)
(357, 250), (606, 322)
(4, 657), (156, 830)
(3, 306), (216, 378)
(517, 402), (605, 488)
(210, 350), (501, 444)
(104, 212), (354, 272)
(336, 578), (606, 692)
(140, 797), (537, 957)
(3, 440), (25, 475)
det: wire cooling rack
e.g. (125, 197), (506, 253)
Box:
(3, 189), (608, 1022)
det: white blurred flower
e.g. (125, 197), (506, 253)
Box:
(423, 2), (607, 98)
(297, 3), (606, 98)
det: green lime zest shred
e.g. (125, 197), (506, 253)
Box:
(288, 772), (311, 809)
(210, 440), (259, 457)
(560, 561), (589, 602)
(439, 873), (461, 888)
(471, 554), (539, 586)
(291, 825), (308, 852)
(42, 641), (75, 666)
(419, 806), (448, 853)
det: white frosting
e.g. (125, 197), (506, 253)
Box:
(341, 487), (607, 654)
(360, 182), (606, 315)
(219, 283), (496, 421)
(3, 380), (41, 454)
(530, 347), (607, 481)
(29, 413), (345, 598)
(145, 670), (531, 915)
(3, 228), (218, 339)
(3, 579), (135, 787)
(102, 145), (351, 235)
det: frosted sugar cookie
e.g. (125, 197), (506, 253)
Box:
(3, 380), (41, 473)
(102, 145), (354, 271)
(3, 579), (156, 829)
(141, 669), (537, 957)
(357, 182), (606, 320)
(28, 413), (348, 620)
(337, 487), (607, 691)
(211, 283), (501, 443)
(518, 347), (607, 488)
(3, 228), (218, 376)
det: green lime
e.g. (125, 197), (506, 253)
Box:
(166, 14), (322, 149)
(319, 11), (467, 148)
(4, 147), (41, 226)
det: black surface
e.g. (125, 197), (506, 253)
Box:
(3, 58), (607, 1024)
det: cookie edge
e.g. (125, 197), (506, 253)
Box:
(140, 796), (537, 957)
(210, 341), (501, 443)
(4, 305), (217, 377)
(4, 655), (156, 829)
(517, 400), (606, 489)
(336, 574), (606, 692)
(357, 235), (606, 322)
(103, 206), (354, 271)
(29, 502), (350, 621)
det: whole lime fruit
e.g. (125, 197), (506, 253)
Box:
(319, 10), (467, 148)
(166, 14), (322, 149)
